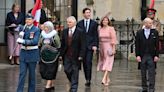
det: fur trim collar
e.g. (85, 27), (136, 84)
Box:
(41, 30), (57, 38)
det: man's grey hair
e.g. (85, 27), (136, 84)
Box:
(67, 16), (77, 24)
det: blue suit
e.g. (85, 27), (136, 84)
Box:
(17, 25), (40, 92)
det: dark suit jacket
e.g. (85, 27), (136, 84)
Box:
(28, 9), (47, 24)
(135, 29), (159, 69)
(77, 19), (98, 50)
(135, 29), (159, 58)
(6, 11), (24, 26)
(60, 27), (86, 63)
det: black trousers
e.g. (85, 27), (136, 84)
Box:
(64, 56), (79, 92)
(83, 50), (93, 81)
(141, 54), (156, 90)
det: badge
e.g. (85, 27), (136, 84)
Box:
(30, 32), (34, 39)
(43, 38), (50, 44)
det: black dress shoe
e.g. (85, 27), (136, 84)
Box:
(85, 81), (91, 87)
(149, 89), (155, 92)
(139, 89), (148, 92)
(44, 88), (52, 92)
(51, 87), (55, 90)
(15, 63), (20, 65)
(9, 61), (14, 65)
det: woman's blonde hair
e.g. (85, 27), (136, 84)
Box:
(12, 3), (20, 11)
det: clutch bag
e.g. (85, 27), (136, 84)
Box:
(107, 48), (113, 56)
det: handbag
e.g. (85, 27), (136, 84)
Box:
(40, 45), (60, 63)
(107, 48), (113, 56)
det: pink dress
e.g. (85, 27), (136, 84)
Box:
(97, 26), (117, 71)
(7, 31), (21, 56)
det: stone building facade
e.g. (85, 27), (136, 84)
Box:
(1, 0), (164, 61)
(78, 0), (164, 23)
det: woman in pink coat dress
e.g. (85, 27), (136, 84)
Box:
(97, 16), (117, 86)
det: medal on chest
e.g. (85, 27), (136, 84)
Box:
(30, 32), (34, 39)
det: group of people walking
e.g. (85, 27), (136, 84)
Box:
(6, 2), (160, 92)
(6, 4), (117, 92)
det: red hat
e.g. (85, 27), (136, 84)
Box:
(147, 8), (157, 15)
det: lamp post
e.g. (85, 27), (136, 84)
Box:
(111, 17), (115, 26)
(96, 17), (100, 24)
(126, 18), (130, 62)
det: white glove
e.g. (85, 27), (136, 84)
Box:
(19, 31), (25, 38)
(17, 38), (25, 44)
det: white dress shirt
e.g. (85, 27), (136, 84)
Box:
(69, 26), (76, 36)
(144, 28), (150, 39)
(84, 19), (90, 32)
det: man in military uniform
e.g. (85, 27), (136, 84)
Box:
(16, 14), (40, 92)
(141, 8), (163, 53)
(146, 8), (162, 36)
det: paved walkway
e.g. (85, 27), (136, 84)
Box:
(0, 59), (164, 92)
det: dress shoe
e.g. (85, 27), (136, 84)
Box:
(101, 80), (105, 85)
(44, 88), (52, 92)
(50, 87), (55, 90)
(15, 60), (20, 65)
(149, 89), (155, 92)
(10, 60), (14, 65)
(15, 63), (20, 65)
(104, 82), (109, 86)
(85, 81), (91, 87)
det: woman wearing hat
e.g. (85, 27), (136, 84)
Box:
(39, 21), (61, 91)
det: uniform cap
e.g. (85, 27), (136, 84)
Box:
(147, 8), (157, 15)
(26, 13), (34, 19)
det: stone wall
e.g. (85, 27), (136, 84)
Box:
(78, 0), (164, 23)
(78, 0), (140, 21)
(155, 0), (164, 23)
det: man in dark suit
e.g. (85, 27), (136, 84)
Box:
(60, 16), (86, 92)
(77, 8), (98, 87)
(135, 18), (159, 92)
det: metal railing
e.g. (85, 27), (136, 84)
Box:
(110, 18), (164, 60)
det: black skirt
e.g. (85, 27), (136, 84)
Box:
(39, 60), (58, 80)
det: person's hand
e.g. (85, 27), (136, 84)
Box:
(10, 23), (17, 27)
(78, 57), (83, 61)
(154, 56), (159, 62)
(112, 50), (116, 55)
(19, 31), (25, 38)
(92, 46), (97, 53)
(136, 56), (141, 62)
(16, 38), (25, 44)
(59, 56), (63, 61)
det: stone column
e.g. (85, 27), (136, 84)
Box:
(26, 0), (34, 13)
(111, 0), (140, 21)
